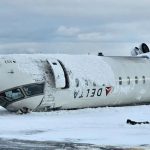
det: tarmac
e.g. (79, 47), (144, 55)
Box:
(0, 138), (149, 150)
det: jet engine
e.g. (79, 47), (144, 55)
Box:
(131, 43), (149, 56)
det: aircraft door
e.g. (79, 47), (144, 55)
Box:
(46, 59), (67, 89)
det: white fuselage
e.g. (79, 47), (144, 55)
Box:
(0, 54), (150, 112)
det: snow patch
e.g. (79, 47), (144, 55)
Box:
(0, 105), (150, 146)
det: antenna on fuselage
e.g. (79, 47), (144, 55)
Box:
(98, 52), (104, 56)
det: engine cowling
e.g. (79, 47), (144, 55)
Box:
(131, 43), (149, 56)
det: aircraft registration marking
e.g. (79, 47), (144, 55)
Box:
(4, 60), (16, 64)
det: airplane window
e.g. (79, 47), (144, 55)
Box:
(75, 78), (79, 87)
(142, 76), (145, 84)
(23, 83), (44, 97)
(135, 76), (138, 84)
(119, 77), (122, 85)
(127, 76), (130, 85)
(0, 88), (24, 101)
(52, 62), (57, 65)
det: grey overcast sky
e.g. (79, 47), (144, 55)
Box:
(0, 0), (150, 55)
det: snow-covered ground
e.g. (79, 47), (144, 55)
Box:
(0, 105), (150, 148)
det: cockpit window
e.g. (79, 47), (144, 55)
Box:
(23, 83), (44, 97)
(0, 82), (44, 103)
(0, 88), (24, 101)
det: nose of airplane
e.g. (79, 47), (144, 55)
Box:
(0, 96), (8, 108)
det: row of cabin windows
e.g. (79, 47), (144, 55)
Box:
(119, 76), (146, 85)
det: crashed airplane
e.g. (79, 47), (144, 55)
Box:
(0, 43), (150, 113)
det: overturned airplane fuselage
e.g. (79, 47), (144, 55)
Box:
(0, 43), (150, 113)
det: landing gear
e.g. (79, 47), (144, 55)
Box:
(16, 107), (32, 114)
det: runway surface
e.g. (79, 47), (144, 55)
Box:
(0, 138), (149, 150)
